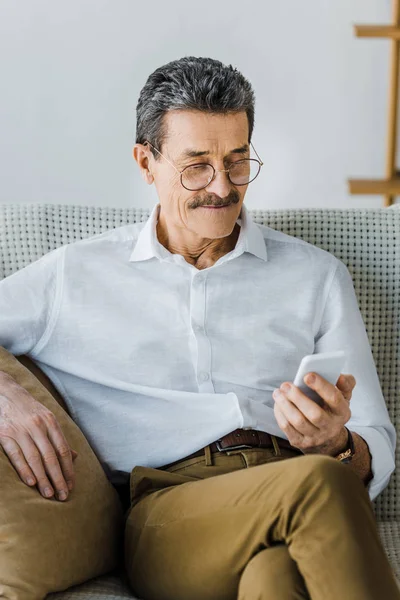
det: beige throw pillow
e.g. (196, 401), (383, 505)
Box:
(0, 347), (124, 600)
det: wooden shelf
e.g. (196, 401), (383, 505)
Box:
(354, 25), (400, 39)
(348, 178), (400, 194)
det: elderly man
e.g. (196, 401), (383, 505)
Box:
(0, 56), (399, 599)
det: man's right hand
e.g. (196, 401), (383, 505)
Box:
(0, 370), (78, 501)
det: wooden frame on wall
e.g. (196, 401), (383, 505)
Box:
(348, 0), (400, 207)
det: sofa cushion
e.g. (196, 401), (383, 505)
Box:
(0, 347), (124, 600)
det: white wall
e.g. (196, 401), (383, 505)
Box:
(0, 0), (397, 209)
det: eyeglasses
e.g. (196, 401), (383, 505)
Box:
(143, 140), (264, 191)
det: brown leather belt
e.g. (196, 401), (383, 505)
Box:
(160, 428), (303, 470)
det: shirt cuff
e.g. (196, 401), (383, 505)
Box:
(349, 425), (395, 502)
(238, 395), (285, 438)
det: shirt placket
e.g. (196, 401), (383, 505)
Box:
(190, 270), (215, 393)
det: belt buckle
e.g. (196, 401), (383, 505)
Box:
(215, 440), (254, 452)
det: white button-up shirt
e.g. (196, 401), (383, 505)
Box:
(0, 203), (395, 500)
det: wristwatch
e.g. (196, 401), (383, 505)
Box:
(334, 427), (355, 464)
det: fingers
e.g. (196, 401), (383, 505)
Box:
(335, 374), (356, 402)
(274, 382), (327, 429)
(0, 378), (78, 501)
(1, 436), (38, 487)
(272, 388), (319, 437)
(2, 430), (78, 500)
(3, 433), (59, 498)
(302, 372), (350, 416)
(273, 372), (355, 453)
(273, 403), (304, 447)
(30, 427), (70, 501)
(46, 423), (76, 492)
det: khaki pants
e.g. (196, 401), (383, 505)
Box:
(123, 443), (400, 600)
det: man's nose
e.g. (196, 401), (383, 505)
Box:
(204, 169), (232, 198)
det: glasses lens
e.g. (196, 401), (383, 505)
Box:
(181, 164), (214, 190)
(229, 159), (260, 185)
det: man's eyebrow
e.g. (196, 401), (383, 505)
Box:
(180, 144), (250, 159)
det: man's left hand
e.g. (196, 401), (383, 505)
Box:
(272, 373), (355, 455)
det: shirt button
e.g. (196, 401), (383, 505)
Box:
(199, 372), (209, 382)
(193, 324), (202, 332)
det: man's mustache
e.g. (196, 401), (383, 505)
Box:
(191, 189), (240, 209)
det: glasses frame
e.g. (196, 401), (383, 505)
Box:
(143, 140), (264, 191)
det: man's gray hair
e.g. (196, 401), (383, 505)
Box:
(135, 56), (255, 160)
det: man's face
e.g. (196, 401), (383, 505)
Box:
(145, 110), (250, 241)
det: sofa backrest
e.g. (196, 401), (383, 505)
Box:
(0, 203), (399, 520)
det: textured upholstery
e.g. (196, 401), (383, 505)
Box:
(0, 203), (399, 597)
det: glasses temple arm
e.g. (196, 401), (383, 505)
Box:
(144, 141), (181, 175)
(250, 141), (264, 166)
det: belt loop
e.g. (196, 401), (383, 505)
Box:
(204, 444), (213, 466)
(271, 435), (281, 457)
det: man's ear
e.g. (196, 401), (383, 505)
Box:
(132, 144), (154, 184)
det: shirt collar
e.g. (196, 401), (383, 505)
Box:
(129, 202), (267, 263)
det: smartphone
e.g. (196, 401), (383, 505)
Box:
(293, 351), (347, 406)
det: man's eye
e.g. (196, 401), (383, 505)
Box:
(184, 164), (210, 173)
(190, 164), (209, 171)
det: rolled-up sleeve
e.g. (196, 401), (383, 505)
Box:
(347, 425), (395, 502)
(314, 259), (396, 502)
(0, 246), (65, 357)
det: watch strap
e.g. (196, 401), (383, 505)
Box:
(334, 427), (355, 463)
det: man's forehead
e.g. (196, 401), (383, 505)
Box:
(163, 110), (249, 160)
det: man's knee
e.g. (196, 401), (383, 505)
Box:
(297, 453), (366, 498)
(238, 545), (308, 600)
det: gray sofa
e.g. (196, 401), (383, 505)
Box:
(0, 203), (399, 598)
